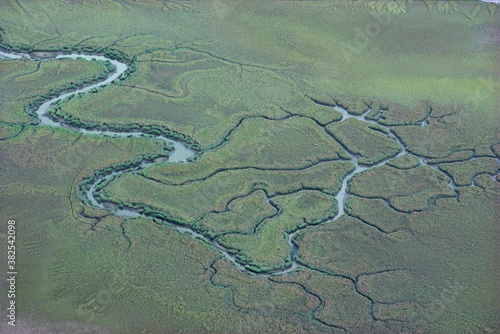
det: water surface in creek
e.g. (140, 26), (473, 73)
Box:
(1, 49), (462, 276)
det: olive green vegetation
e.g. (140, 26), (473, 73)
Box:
(295, 187), (499, 333)
(217, 190), (337, 272)
(427, 149), (475, 163)
(0, 126), (332, 334)
(386, 153), (421, 169)
(194, 189), (277, 236)
(0, 123), (22, 140)
(0, 0), (499, 333)
(54, 52), (341, 148)
(0, 127), (170, 331)
(211, 1), (498, 116)
(273, 269), (372, 333)
(294, 215), (407, 279)
(1, 1), (498, 116)
(348, 164), (456, 212)
(5, 1), (496, 151)
(438, 157), (500, 186)
(208, 259), (329, 333)
(474, 173), (500, 195)
(326, 118), (401, 165)
(393, 108), (498, 159)
(0, 58), (110, 123)
(134, 116), (349, 185)
(141, 160), (354, 197)
(345, 196), (410, 233)
(101, 160), (353, 224)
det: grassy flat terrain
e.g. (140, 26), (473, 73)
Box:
(217, 190), (337, 271)
(136, 116), (350, 185)
(0, 1), (498, 333)
(386, 153), (421, 169)
(102, 160), (353, 224)
(296, 187), (499, 333)
(0, 58), (110, 124)
(195, 189), (277, 236)
(326, 118), (401, 165)
(347, 164), (457, 212)
(345, 195), (410, 233)
(438, 157), (500, 186)
(273, 269), (372, 333)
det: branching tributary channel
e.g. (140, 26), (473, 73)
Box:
(1, 50), (460, 278)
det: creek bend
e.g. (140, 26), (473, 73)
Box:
(1, 50), (460, 277)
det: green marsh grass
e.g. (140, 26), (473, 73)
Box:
(0, 0), (498, 332)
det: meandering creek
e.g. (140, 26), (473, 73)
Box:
(1, 50), (461, 277)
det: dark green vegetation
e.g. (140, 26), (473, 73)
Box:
(0, 1), (498, 333)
